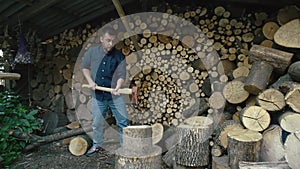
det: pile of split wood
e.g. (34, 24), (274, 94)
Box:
(22, 3), (300, 169)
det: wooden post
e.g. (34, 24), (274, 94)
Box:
(227, 128), (262, 169)
(244, 61), (273, 95)
(175, 116), (213, 167)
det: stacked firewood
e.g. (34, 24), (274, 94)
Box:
(26, 3), (300, 168)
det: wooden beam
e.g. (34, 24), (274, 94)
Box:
(2, 0), (61, 25)
(41, 0), (135, 39)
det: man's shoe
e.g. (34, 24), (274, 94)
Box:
(85, 146), (106, 157)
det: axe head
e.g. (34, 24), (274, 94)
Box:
(131, 86), (138, 105)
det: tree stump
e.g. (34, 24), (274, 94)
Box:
(227, 128), (262, 169)
(257, 88), (286, 111)
(175, 116), (213, 167)
(115, 145), (162, 169)
(123, 125), (153, 155)
(115, 125), (162, 169)
(244, 61), (273, 95)
(240, 106), (270, 132)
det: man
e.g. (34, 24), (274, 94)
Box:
(82, 26), (129, 156)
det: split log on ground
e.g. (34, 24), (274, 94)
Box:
(288, 61), (300, 82)
(279, 112), (300, 133)
(257, 88), (286, 111)
(115, 145), (162, 169)
(69, 135), (92, 156)
(274, 19), (300, 48)
(244, 61), (273, 95)
(260, 125), (285, 161)
(284, 131), (300, 169)
(223, 80), (249, 104)
(249, 45), (293, 74)
(239, 161), (290, 169)
(285, 87), (300, 113)
(122, 125), (153, 155)
(175, 116), (213, 167)
(214, 120), (244, 150)
(212, 155), (230, 169)
(240, 106), (271, 132)
(227, 128), (262, 169)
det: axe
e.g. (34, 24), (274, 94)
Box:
(82, 84), (138, 104)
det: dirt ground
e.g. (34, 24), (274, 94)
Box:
(10, 142), (117, 169)
(9, 124), (170, 169)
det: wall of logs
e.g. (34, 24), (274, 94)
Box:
(27, 2), (300, 168)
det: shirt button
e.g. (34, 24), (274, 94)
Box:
(102, 70), (104, 72)
(101, 77), (104, 79)
(103, 62), (106, 64)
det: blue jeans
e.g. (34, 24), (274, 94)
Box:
(91, 96), (129, 147)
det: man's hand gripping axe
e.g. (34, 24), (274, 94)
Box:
(82, 84), (138, 104)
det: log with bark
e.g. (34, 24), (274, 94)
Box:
(249, 45), (293, 74)
(227, 128), (262, 169)
(244, 61), (273, 95)
(10, 126), (92, 152)
(115, 125), (162, 169)
(288, 61), (300, 82)
(68, 135), (92, 156)
(175, 116), (213, 167)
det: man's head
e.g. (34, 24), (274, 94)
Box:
(99, 26), (117, 53)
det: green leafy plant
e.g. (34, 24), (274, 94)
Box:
(0, 91), (41, 166)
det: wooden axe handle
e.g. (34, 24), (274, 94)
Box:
(82, 84), (132, 95)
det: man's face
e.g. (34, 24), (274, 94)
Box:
(100, 32), (116, 53)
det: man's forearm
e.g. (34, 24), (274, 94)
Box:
(115, 78), (125, 90)
(82, 69), (95, 85)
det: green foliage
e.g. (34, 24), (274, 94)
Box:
(0, 91), (41, 166)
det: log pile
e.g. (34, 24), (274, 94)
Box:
(22, 2), (300, 168)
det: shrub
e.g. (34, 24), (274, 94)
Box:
(0, 91), (41, 166)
